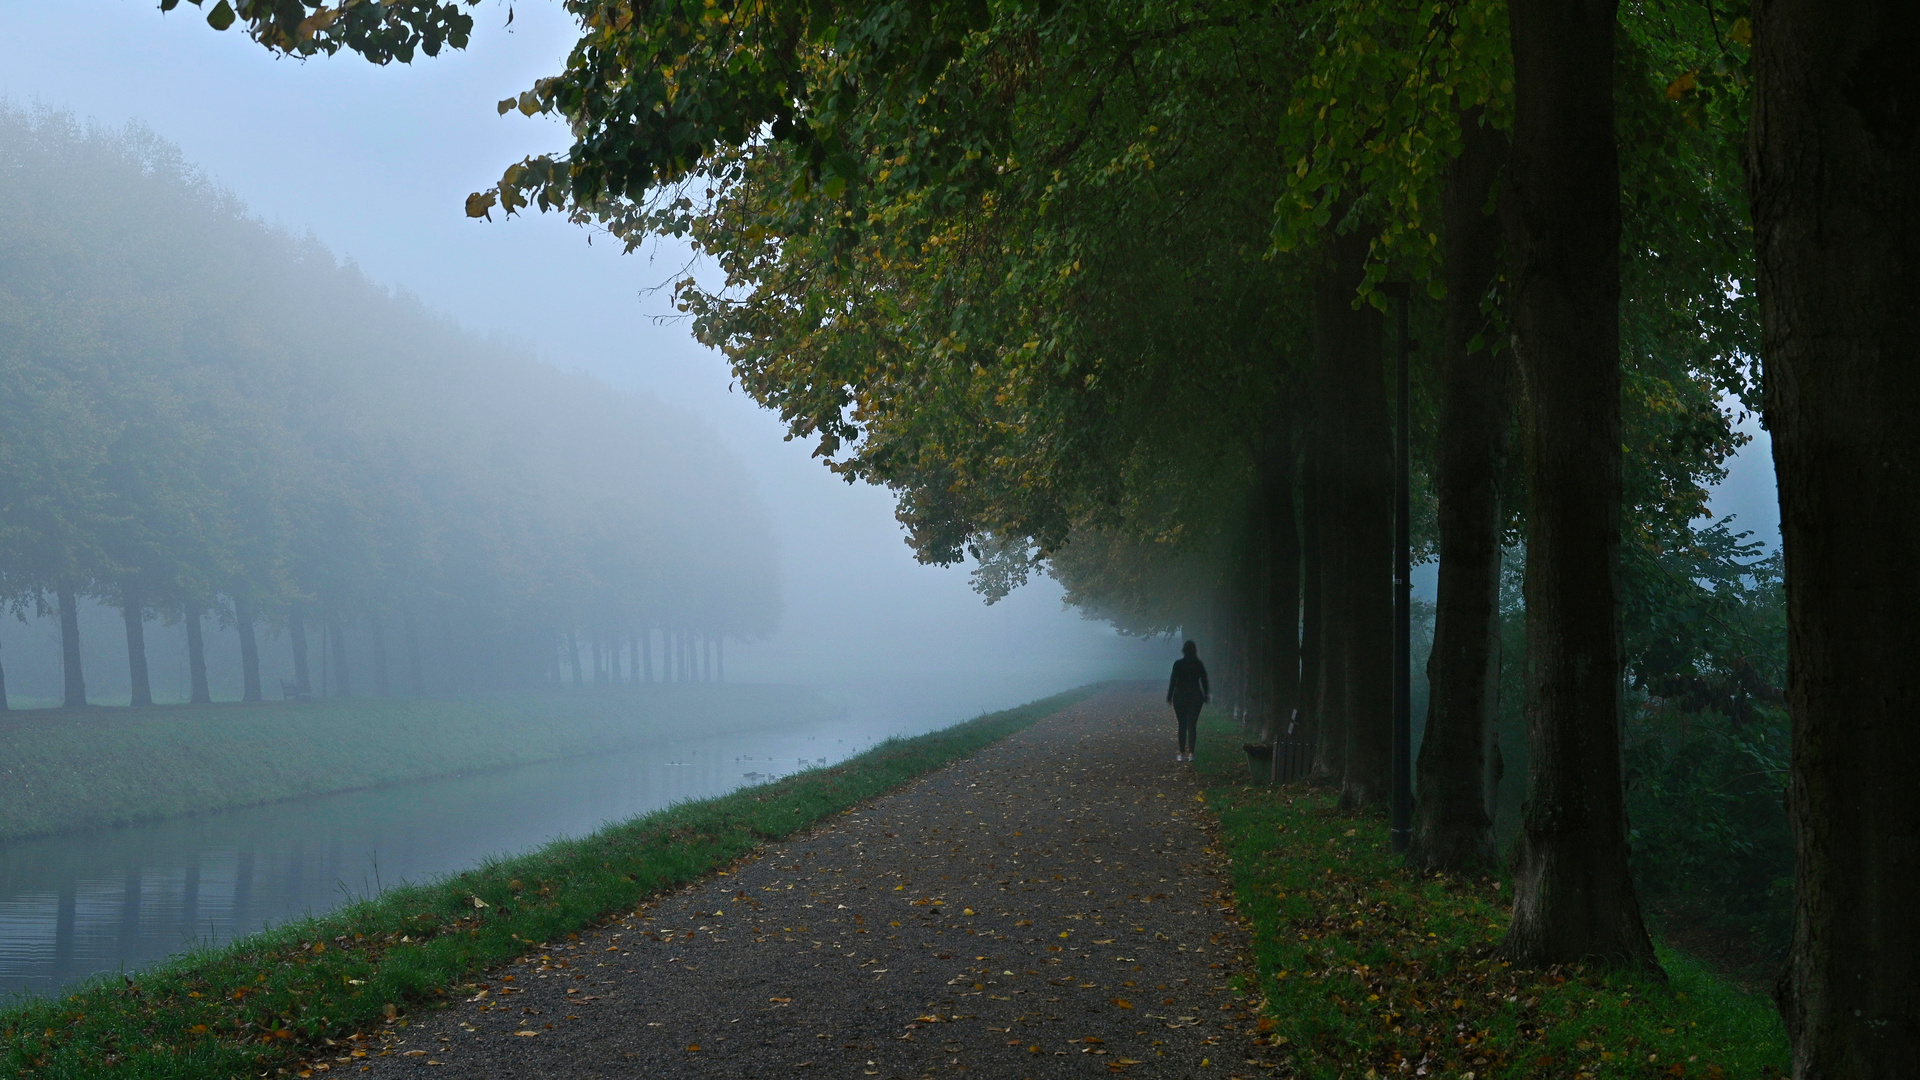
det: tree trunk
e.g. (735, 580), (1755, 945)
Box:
(58, 584), (87, 708)
(716, 635), (726, 683)
(1264, 437), (1301, 747)
(0, 638), (10, 712)
(1411, 109), (1511, 874)
(235, 598), (263, 702)
(1299, 451), (1324, 753)
(329, 620), (351, 697)
(185, 606), (212, 705)
(1748, 0), (1920, 1070)
(289, 607), (312, 696)
(369, 617), (390, 697)
(1315, 227), (1393, 808)
(567, 630), (584, 688)
(1497, 0), (1657, 972)
(404, 610), (425, 695)
(121, 578), (153, 708)
(1308, 439), (1347, 782)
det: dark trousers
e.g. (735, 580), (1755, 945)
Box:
(1174, 702), (1201, 753)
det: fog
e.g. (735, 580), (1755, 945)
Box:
(0, 4), (1165, 702)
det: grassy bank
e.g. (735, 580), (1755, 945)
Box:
(0, 684), (841, 844)
(0, 683), (1103, 1080)
(1194, 713), (1789, 1079)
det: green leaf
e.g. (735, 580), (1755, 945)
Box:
(205, 0), (235, 31)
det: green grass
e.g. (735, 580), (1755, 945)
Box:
(0, 684), (840, 843)
(1193, 713), (1789, 1079)
(0, 683), (1104, 1080)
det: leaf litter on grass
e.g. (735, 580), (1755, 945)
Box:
(1192, 717), (1788, 1080)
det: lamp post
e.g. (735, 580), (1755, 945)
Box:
(1382, 283), (1414, 854)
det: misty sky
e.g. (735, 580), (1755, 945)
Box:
(0, 2), (1778, 682)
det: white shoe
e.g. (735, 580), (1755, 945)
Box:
(1175, 753), (1185, 762)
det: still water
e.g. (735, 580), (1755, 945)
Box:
(0, 676), (1077, 999)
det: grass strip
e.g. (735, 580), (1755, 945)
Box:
(1192, 713), (1789, 1079)
(0, 683), (1105, 1080)
(0, 684), (840, 844)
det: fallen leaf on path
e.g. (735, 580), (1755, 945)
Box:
(513, 1031), (538, 1037)
(1112, 998), (1134, 1009)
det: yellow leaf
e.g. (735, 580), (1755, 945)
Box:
(1730, 17), (1752, 46)
(465, 192), (497, 220)
(1111, 998), (1134, 1009)
(1666, 71), (1698, 100)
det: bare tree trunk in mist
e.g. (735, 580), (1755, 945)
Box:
(289, 608), (312, 696)
(1299, 453), (1324, 756)
(235, 599), (262, 702)
(404, 610), (424, 695)
(0, 639), (10, 711)
(121, 578), (154, 708)
(369, 616), (390, 697)
(717, 636), (726, 683)
(1309, 426), (1349, 782)
(328, 619), (351, 697)
(1314, 227), (1393, 809)
(1264, 439), (1302, 747)
(1748, 0), (1920, 1065)
(1497, 0), (1657, 974)
(668, 630), (679, 683)
(1411, 108), (1510, 875)
(185, 606), (212, 705)
(566, 631), (584, 688)
(698, 632), (710, 682)
(58, 584), (87, 708)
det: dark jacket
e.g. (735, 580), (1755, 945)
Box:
(1167, 656), (1210, 710)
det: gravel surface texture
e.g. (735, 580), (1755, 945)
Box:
(352, 688), (1264, 1079)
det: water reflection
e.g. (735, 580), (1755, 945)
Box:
(0, 676), (1075, 999)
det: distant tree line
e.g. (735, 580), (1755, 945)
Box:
(0, 107), (779, 708)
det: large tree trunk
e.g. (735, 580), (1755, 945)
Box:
(1308, 440), (1347, 782)
(328, 620), (351, 697)
(1315, 228), (1393, 809)
(1263, 437), (1301, 748)
(1748, 1), (1920, 1071)
(1298, 451), (1324, 755)
(404, 610), (425, 695)
(0, 638), (10, 711)
(1496, 0), (1657, 972)
(58, 584), (87, 708)
(235, 599), (262, 703)
(1411, 109), (1511, 874)
(121, 578), (153, 708)
(567, 630), (584, 688)
(289, 607), (312, 696)
(185, 606), (211, 705)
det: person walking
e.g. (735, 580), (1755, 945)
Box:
(1167, 640), (1210, 763)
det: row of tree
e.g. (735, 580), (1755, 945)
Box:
(0, 106), (779, 708)
(191, 0), (1911, 1071)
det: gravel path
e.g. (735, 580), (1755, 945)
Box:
(352, 687), (1264, 1079)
